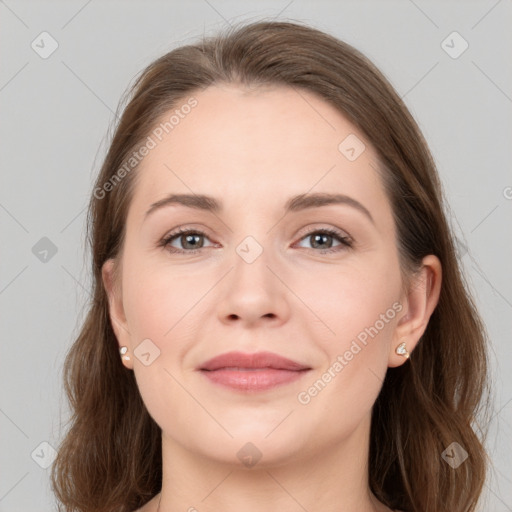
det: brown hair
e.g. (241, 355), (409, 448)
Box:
(51, 20), (493, 512)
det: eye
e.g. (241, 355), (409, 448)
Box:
(294, 228), (353, 254)
(159, 228), (215, 254)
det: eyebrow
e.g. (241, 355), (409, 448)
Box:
(144, 192), (374, 224)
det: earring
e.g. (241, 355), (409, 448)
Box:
(119, 346), (130, 361)
(395, 341), (409, 359)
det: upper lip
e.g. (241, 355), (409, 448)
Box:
(198, 351), (311, 371)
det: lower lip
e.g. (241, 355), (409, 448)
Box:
(200, 368), (311, 391)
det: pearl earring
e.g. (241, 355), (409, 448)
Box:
(395, 341), (409, 359)
(119, 346), (130, 361)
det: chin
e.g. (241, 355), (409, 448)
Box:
(199, 429), (309, 469)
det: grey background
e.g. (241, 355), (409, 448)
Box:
(1, 1), (511, 511)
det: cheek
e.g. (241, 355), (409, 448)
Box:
(294, 260), (400, 410)
(121, 260), (205, 428)
(122, 257), (201, 345)
(299, 258), (401, 346)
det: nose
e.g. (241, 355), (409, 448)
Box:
(216, 243), (291, 328)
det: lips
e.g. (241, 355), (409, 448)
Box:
(198, 351), (311, 392)
(198, 351), (311, 372)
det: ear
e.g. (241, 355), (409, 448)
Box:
(102, 258), (133, 369)
(389, 254), (442, 367)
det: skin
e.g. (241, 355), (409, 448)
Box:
(102, 83), (441, 512)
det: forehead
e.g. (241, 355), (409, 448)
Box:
(127, 83), (387, 220)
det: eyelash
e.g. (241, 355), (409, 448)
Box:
(158, 226), (353, 255)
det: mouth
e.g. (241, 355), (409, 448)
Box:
(199, 367), (311, 392)
(197, 351), (312, 392)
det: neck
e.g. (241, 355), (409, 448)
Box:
(155, 413), (390, 512)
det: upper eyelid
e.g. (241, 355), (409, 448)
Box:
(163, 224), (351, 238)
(295, 224), (351, 239)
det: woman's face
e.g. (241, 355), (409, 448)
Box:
(104, 83), (410, 466)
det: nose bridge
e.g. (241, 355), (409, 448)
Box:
(230, 231), (275, 290)
(215, 225), (290, 325)
(227, 185), (294, 277)
(224, 196), (277, 274)
(235, 232), (267, 266)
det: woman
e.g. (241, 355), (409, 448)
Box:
(51, 20), (492, 512)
